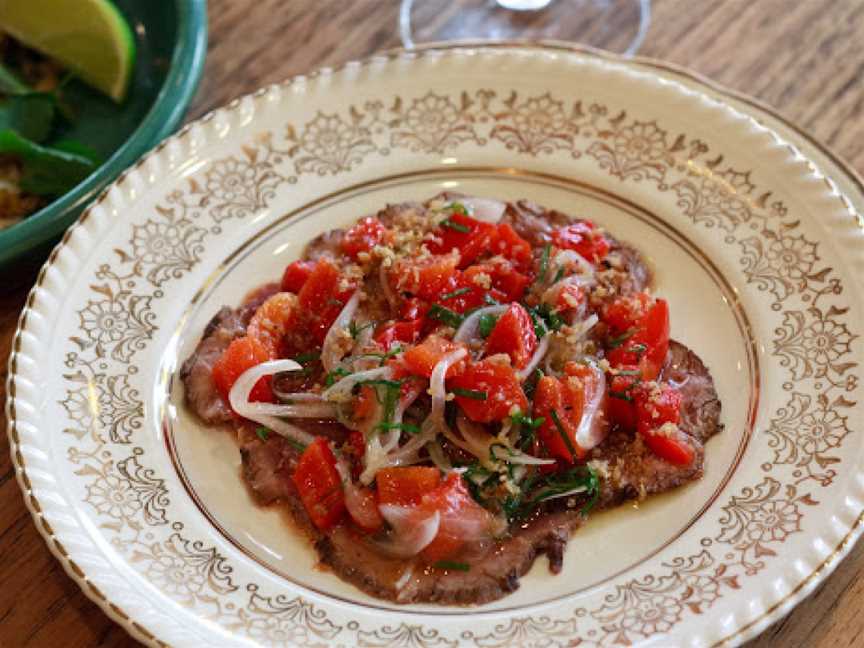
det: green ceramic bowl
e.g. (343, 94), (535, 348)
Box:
(0, 0), (207, 275)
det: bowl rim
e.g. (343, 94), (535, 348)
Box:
(0, 0), (209, 266)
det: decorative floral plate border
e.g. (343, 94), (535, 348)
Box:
(6, 44), (863, 647)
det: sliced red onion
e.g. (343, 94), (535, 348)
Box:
(490, 445), (555, 466)
(457, 196), (507, 223)
(321, 291), (360, 373)
(554, 249), (595, 277)
(429, 347), (466, 424)
(228, 359), (315, 445)
(573, 362), (608, 451)
(426, 440), (453, 472)
(395, 566), (414, 592)
(518, 333), (550, 381)
(538, 485), (592, 502)
(322, 365), (393, 403)
(375, 506), (440, 558)
(239, 401), (338, 419)
(273, 390), (324, 403)
(454, 305), (509, 343)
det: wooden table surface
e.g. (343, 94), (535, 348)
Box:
(2, 1), (863, 646)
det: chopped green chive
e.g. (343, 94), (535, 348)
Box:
(536, 244), (551, 284)
(441, 218), (470, 233)
(452, 387), (487, 401)
(478, 313), (499, 338)
(553, 266), (566, 283)
(433, 560), (470, 572)
(349, 320), (375, 340)
(292, 351), (321, 365)
(550, 409), (579, 458)
(255, 427), (270, 441)
(441, 286), (471, 301)
(376, 422), (421, 434)
(428, 304), (465, 328)
(608, 328), (636, 349)
(286, 438), (307, 452)
(609, 391), (634, 402)
(449, 202), (469, 216)
(325, 367), (350, 386)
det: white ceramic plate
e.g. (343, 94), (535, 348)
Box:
(7, 45), (864, 647)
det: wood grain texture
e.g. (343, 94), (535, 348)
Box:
(1, 1), (862, 646)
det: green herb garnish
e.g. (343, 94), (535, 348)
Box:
(433, 560), (470, 572)
(449, 202), (469, 216)
(324, 367), (350, 386)
(511, 410), (545, 429)
(536, 243), (551, 284)
(293, 351), (321, 365)
(608, 328), (636, 349)
(478, 313), (499, 338)
(428, 304), (464, 328)
(348, 320), (375, 340)
(0, 129), (98, 196)
(608, 391), (634, 402)
(442, 218), (470, 233)
(523, 368), (543, 401)
(441, 286), (471, 301)
(452, 387), (487, 401)
(553, 266), (566, 284)
(376, 422), (421, 434)
(286, 438), (308, 452)
(549, 409), (579, 458)
(527, 303), (564, 340)
(255, 427), (270, 441)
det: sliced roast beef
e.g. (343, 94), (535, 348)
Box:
(662, 340), (723, 444)
(180, 307), (246, 424)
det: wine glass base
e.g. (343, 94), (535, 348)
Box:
(400, 0), (650, 56)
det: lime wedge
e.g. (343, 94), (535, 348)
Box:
(0, 0), (135, 102)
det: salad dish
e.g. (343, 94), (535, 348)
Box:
(181, 193), (723, 604)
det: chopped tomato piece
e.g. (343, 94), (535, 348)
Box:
(420, 473), (496, 562)
(641, 431), (695, 466)
(345, 484), (384, 533)
(341, 217), (387, 259)
(280, 260), (315, 293)
(297, 258), (354, 344)
(464, 258), (530, 302)
(601, 292), (652, 333)
(493, 222), (532, 269)
(440, 272), (507, 314)
(292, 438), (345, 530)
(427, 212), (498, 268)
(399, 297), (428, 321)
(606, 369), (640, 429)
(374, 319), (424, 350)
(376, 466), (441, 506)
(606, 298), (670, 381)
(212, 336), (274, 405)
(449, 358), (527, 423)
(634, 382), (692, 466)
(552, 220), (610, 263)
(354, 385), (377, 421)
(403, 335), (466, 378)
(533, 375), (587, 462)
(555, 282), (586, 312)
(485, 303), (537, 369)
(397, 253), (460, 301)
(247, 292), (297, 355)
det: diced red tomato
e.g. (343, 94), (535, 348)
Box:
(493, 222), (532, 269)
(374, 318), (425, 350)
(419, 473), (495, 562)
(440, 272), (507, 314)
(633, 382), (693, 466)
(552, 220), (610, 263)
(297, 258), (355, 344)
(212, 336), (275, 405)
(247, 292), (297, 355)
(341, 217), (387, 259)
(345, 484), (384, 533)
(280, 260), (315, 293)
(292, 438), (345, 530)
(485, 303), (537, 369)
(464, 258), (530, 302)
(397, 253), (460, 301)
(533, 375), (587, 462)
(641, 431), (695, 466)
(376, 467), (441, 506)
(403, 335), (466, 378)
(427, 212), (498, 268)
(449, 358), (527, 423)
(606, 298), (670, 381)
(606, 369), (641, 429)
(400, 297), (428, 321)
(601, 292), (652, 333)
(555, 282), (586, 312)
(354, 385), (377, 421)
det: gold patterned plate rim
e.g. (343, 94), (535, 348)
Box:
(5, 43), (863, 648)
